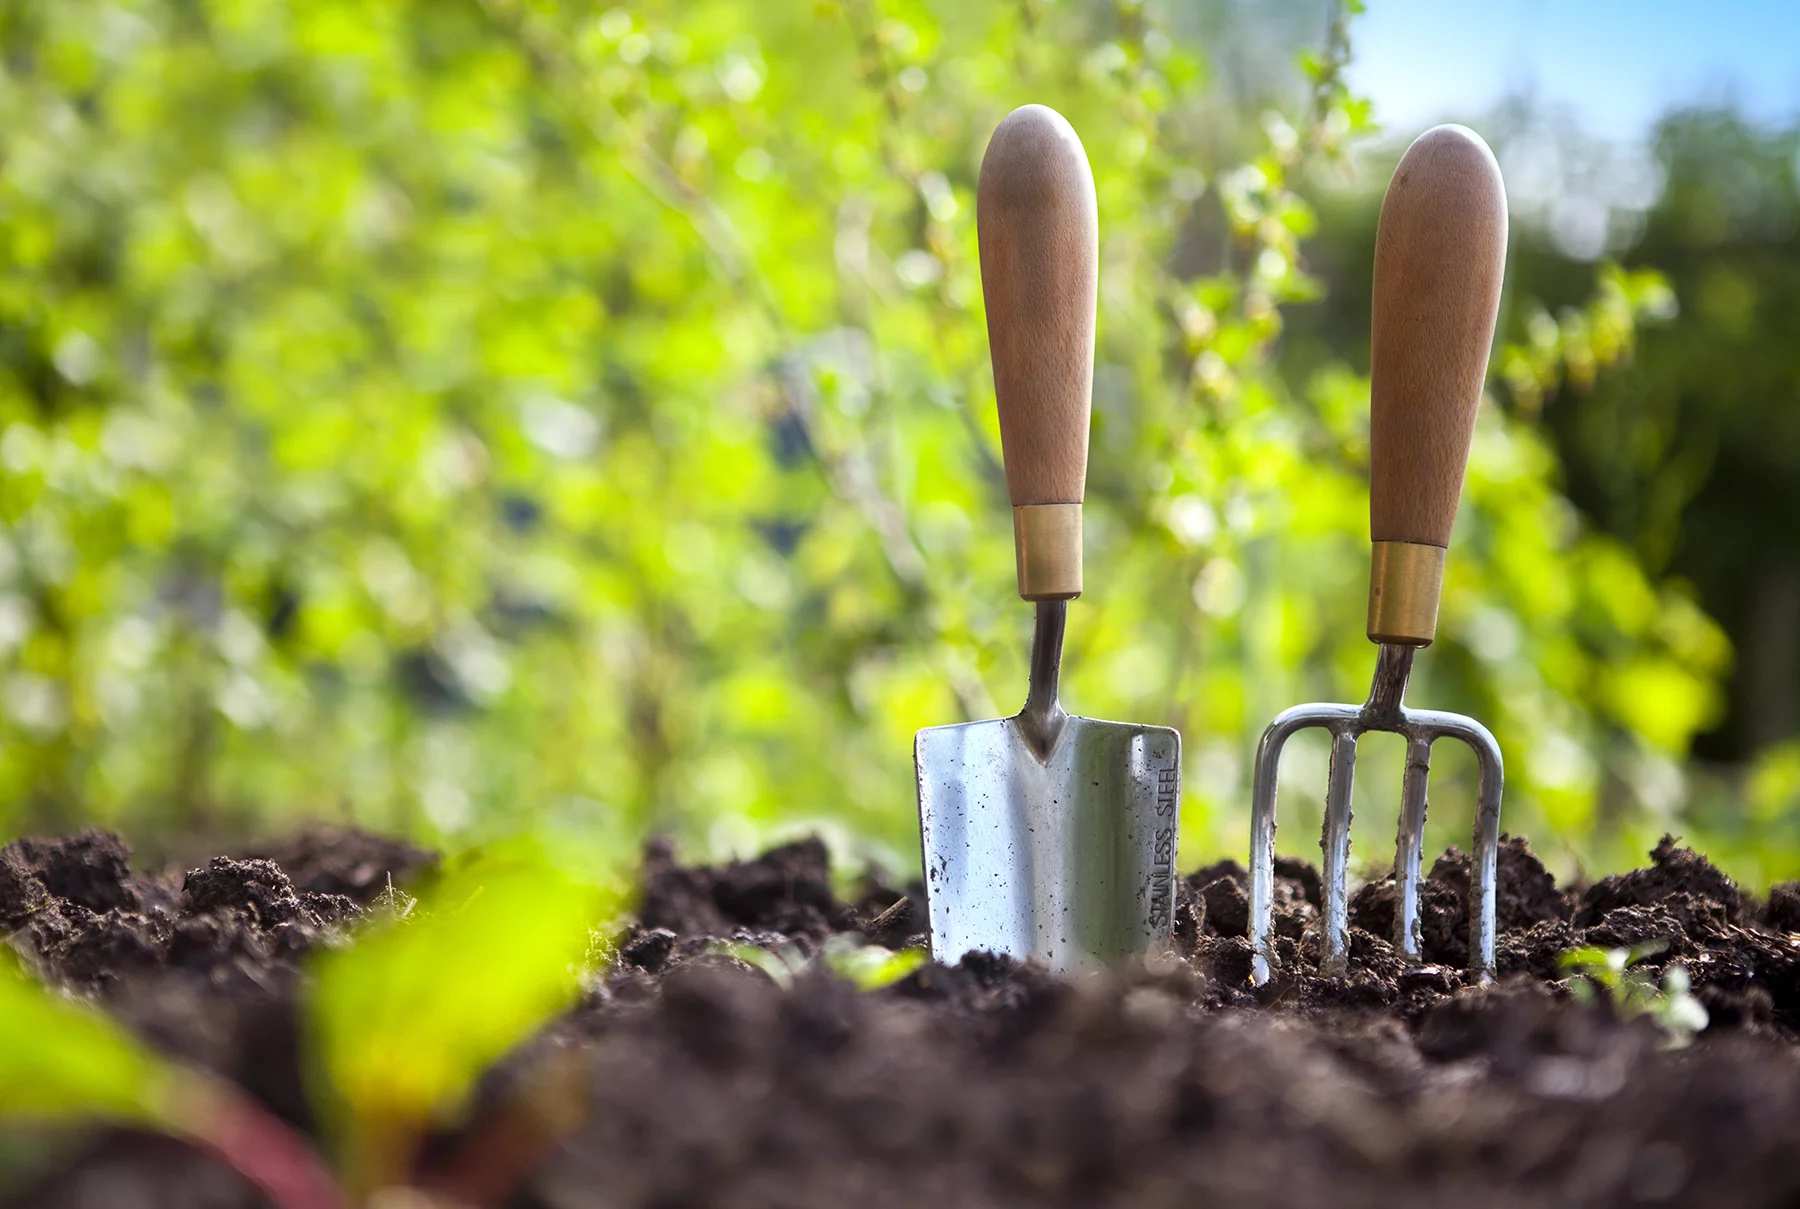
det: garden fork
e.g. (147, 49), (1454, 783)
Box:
(1249, 125), (1509, 985)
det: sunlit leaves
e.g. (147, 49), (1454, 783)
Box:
(1499, 264), (1677, 415)
(0, 0), (1737, 888)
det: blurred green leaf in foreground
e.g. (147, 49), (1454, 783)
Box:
(0, 951), (346, 1208)
(0, 950), (172, 1125)
(307, 847), (614, 1192)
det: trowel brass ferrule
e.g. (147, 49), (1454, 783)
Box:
(1247, 644), (1505, 987)
(1367, 541), (1445, 645)
(1013, 504), (1081, 600)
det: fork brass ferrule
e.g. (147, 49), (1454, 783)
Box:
(1367, 540), (1445, 645)
(1013, 504), (1082, 600)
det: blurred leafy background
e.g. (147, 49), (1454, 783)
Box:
(0, 0), (1795, 886)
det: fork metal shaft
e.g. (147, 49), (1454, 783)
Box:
(1367, 642), (1414, 719)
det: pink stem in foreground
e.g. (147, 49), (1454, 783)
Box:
(178, 1080), (350, 1209)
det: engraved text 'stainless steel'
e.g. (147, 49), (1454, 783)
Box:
(1249, 125), (1511, 986)
(913, 104), (1180, 972)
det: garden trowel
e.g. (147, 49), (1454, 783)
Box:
(914, 105), (1181, 972)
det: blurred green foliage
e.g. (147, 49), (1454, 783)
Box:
(715, 933), (928, 991)
(0, 949), (175, 1126)
(1499, 113), (1800, 766)
(0, 950), (346, 1208)
(0, 0), (1744, 882)
(1507, 110), (1800, 834)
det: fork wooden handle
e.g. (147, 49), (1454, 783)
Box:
(978, 104), (1097, 601)
(1367, 124), (1508, 644)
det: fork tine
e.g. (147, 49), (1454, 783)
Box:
(1319, 726), (1360, 976)
(1412, 710), (1505, 979)
(1463, 723), (1505, 981)
(1249, 720), (1287, 985)
(1250, 706), (1353, 984)
(1392, 733), (1433, 959)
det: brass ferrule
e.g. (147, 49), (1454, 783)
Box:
(1013, 504), (1082, 600)
(1367, 540), (1445, 646)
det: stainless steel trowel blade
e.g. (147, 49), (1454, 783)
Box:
(914, 714), (1180, 971)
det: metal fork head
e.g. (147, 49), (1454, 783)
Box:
(1248, 645), (1504, 986)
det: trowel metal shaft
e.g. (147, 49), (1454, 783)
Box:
(1018, 600), (1069, 761)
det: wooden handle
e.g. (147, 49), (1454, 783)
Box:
(978, 104), (1096, 600)
(1369, 124), (1508, 548)
(1366, 124), (1507, 644)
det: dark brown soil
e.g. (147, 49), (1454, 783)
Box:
(6, 828), (1800, 1208)
(0, 828), (413, 1148)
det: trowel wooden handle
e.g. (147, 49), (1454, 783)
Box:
(1367, 124), (1507, 645)
(978, 104), (1097, 601)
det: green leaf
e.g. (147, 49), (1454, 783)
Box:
(711, 940), (800, 990)
(709, 936), (927, 992)
(1558, 942), (1706, 1046)
(0, 952), (177, 1126)
(306, 847), (613, 1187)
(819, 938), (928, 991)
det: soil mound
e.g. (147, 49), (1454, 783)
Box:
(6, 829), (1800, 1208)
(0, 827), (424, 1146)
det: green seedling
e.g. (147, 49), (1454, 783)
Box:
(1559, 941), (1710, 1047)
(0, 951), (345, 1209)
(1, 845), (618, 1209)
(823, 936), (930, 991)
(308, 846), (617, 1197)
(713, 934), (927, 992)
